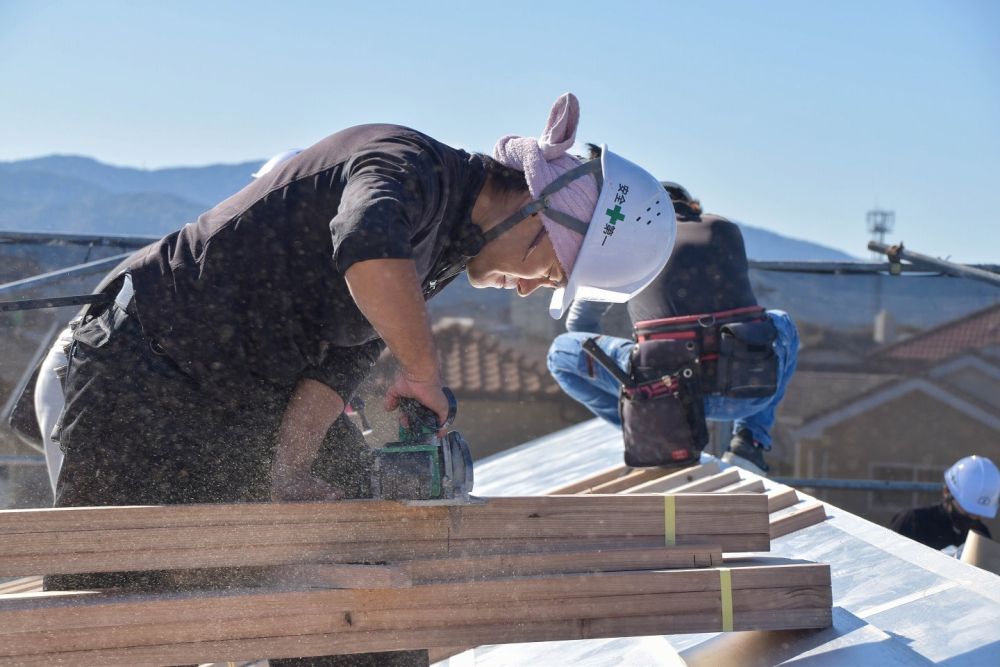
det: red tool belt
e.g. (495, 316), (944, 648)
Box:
(618, 306), (778, 468)
(632, 305), (777, 397)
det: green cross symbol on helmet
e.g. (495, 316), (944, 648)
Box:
(605, 205), (626, 225)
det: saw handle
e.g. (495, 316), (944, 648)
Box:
(398, 387), (458, 434)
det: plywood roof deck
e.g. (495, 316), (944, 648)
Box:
(439, 419), (1000, 666)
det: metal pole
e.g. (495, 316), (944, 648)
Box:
(748, 260), (1000, 275)
(750, 260), (897, 274)
(0, 455), (46, 467)
(0, 229), (157, 248)
(0, 252), (131, 298)
(868, 241), (1000, 288)
(771, 477), (943, 493)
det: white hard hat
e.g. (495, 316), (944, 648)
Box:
(945, 455), (1000, 519)
(252, 149), (303, 179)
(549, 146), (676, 318)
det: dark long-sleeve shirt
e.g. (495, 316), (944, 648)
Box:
(890, 502), (992, 550)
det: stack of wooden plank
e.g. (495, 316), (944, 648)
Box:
(0, 495), (769, 576)
(0, 560), (830, 666)
(431, 462), (831, 663)
(0, 491), (831, 665)
(545, 460), (829, 540)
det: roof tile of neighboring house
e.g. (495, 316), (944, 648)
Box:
(870, 303), (1000, 363)
(372, 321), (564, 400)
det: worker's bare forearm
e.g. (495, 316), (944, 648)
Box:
(272, 379), (344, 483)
(344, 258), (440, 382)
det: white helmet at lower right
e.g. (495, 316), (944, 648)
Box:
(945, 455), (1000, 519)
(549, 146), (676, 319)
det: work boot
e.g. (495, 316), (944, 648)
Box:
(722, 430), (770, 476)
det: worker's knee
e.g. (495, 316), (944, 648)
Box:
(547, 333), (588, 379)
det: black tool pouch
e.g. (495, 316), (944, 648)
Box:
(631, 337), (700, 384)
(620, 365), (709, 468)
(717, 319), (779, 398)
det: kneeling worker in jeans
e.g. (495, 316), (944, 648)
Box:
(548, 177), (799, 474)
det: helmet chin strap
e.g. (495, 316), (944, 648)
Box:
(480, 159), (602, 246)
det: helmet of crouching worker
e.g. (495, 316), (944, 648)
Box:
(489, 93), (677, 319)
(945, 455), (1000, 519)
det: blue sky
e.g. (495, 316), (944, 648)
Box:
(1, 0), (998, 262)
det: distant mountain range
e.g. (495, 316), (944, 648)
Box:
(0, 155), (855, 260)
(0, 155), (257, 237)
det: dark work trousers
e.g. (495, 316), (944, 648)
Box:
(46, 301), (428, 667)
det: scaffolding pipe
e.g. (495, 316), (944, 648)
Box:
(0, 252), (131, 298)
(868, 241), (1000, 288)
(751, 260), (933, 275)
(0, 229), (156, 248)
(772, 477), (943, 493)
(0, 455), (46, 467)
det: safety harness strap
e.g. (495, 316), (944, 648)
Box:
(542, 207), (589, 235)
(481, 159), (602, 244)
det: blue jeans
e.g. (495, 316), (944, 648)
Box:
(547, 311), (799, 449)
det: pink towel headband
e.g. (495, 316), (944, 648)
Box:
(492, 93), (599, 275)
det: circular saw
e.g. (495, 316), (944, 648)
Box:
(370, 389), (474, 501)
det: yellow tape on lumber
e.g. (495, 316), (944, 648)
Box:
(719, 567), (734, 632)
(663, 495), (676, 546)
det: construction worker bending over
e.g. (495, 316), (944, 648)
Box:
(44, 93), (676, 667)
(11, 150), (302, 500)
(891, 455), (998, 551)
(547, 176), (799, 474)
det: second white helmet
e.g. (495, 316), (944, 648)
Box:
(945, 455), (1000, 519)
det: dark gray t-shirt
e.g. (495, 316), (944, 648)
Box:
(128, 124), (487, 397)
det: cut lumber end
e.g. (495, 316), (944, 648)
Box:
(541, 464), (631, 495)
(668, 468), (742, 494)
(766, 487), (800, 514)
(718, 479), (766, 494)
(770, 502), (827, 539)
(621, 461), (722, 494)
